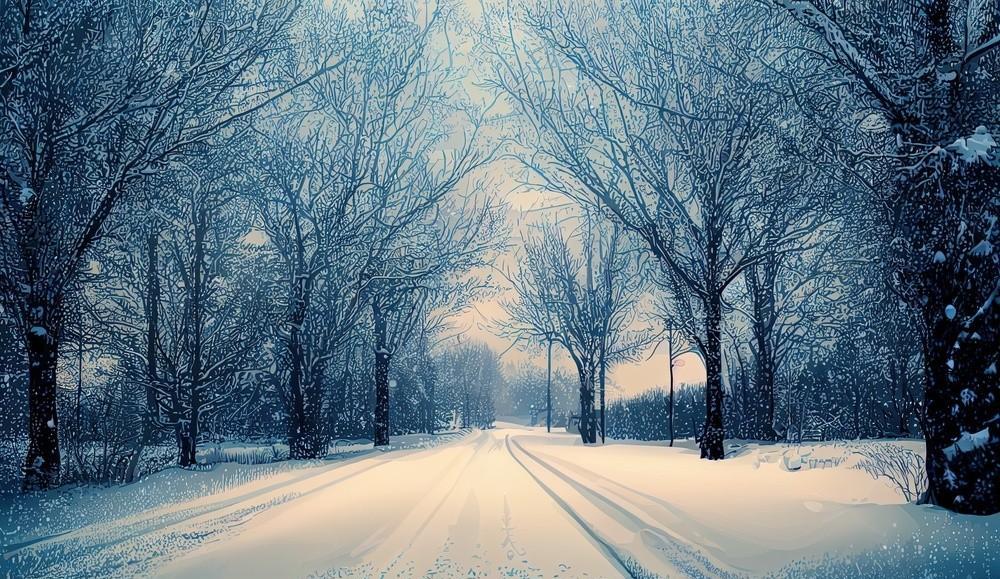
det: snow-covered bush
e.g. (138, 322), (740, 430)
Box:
(135, 445), (179, 479)
(853, 444), (927, 502)
(200, 443), (289, 466)
(607, 386), (705, 442)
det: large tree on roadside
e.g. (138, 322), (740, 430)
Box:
(325, 0), (504, 448)
(366, 190), (504, 446)
(483, 0), (816, 458)
(0, 0), (320, 489)
(251, 0), (501, 455)
(86, 150), (272, 474)
(772, 0), (1000, 514)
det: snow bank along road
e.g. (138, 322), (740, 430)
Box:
(3, 424), (999, 578)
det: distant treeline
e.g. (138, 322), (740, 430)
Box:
(607, 386), (705, 442)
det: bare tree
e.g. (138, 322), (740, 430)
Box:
(650, 288), (699, 448)
(504, 222), (645, 443)
(483, 0), (818, 458)
(435, 341), (503, 430)
(366, 192), (504, 446)
(253, 121), (375, 459)
(156, 155), (267, 467)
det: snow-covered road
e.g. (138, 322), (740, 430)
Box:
(5, 427), (654, 578)
(156, 428), (632, 579)
(4, 424), (998, 578)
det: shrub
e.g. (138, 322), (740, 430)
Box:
(854, 443), (927, 502)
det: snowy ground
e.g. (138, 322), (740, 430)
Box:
(2, 425), (998, 578)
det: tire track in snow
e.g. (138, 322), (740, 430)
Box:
(6, 458), (396, 578)
(327, 430), (626, 579)
(338, 431), (491, 577)
(4, 451), (382, 560)
(523, 445), (738, 560)
(147, 438), (481, 579)
(504, 435), (637, 579)
(3, 451), (374, 559)
(6, 432), (478, 575)
(6, 430), (476, 562)
(508, 436), (741, 579)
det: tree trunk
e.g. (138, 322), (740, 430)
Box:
(283, 189), (325, 458)
(286, 320), (322, 458)
(425, 368), (435, 435)
(700, 292), (725, 460)
(180, 209), (206, 468)
(599, 340), (607, 444)
(747, 261), (778, 441)
(126, 232), (161, 483)
(176, 418), (194, 467)
(907, 145), (1000, 516)
(887, 357), (911, 437)
(577, 364), (597, 444)
(76, 323), (83, 443)
(303, 372), (327, 457)
(22, 296), (62, 490)
(463, 375), (470, 428)
(919, 302), (999, 514)
(853, 390), (862, 439)
(287, 329), (304, 455)
(371, 300), (392, 447)
(903, 109), (999, 516)
(902, 0), (997, 515)
(374, 349), (391, 446)
(753, 328), (776, 441)
(896, 358), (912, 437)
(183, 407), (199, 467)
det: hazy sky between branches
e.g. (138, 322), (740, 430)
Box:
(450, 187), (709, 400)
(417, 0), (709, 399)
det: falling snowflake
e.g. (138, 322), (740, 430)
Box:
(947, 126), (996, 164)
